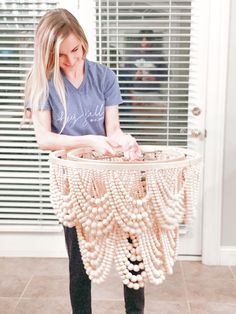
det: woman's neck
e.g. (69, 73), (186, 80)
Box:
(63, 59), (85, 89)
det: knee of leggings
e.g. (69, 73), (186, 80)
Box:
(69, 265), (90, 282)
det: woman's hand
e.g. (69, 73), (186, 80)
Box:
(87, 135), (116, 156)
(105, 106), (141, 160)
(108, 133), (142, 160)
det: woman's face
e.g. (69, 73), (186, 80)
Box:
(59, 33), (84, 73)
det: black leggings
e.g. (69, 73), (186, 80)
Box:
(64, 226), (145, 314)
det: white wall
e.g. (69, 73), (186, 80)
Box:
(222, 0), (236, 246)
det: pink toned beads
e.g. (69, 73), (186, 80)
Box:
(49, 146), (201, 288)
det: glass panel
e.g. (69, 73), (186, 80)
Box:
(95, 0), (191, 146)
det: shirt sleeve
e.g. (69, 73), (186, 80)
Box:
(103, 67), (123, 106)
(25, 98), (51, 111)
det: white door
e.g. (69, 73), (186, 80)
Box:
(0, 0), (208, 257)
(78, 0), (208, 257)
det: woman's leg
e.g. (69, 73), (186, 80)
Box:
(64, 226), (92, 314)
(124, 285), (145, 314)
(123, 237), (145, 314)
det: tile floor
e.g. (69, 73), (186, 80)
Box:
(0, 258), (236, 314)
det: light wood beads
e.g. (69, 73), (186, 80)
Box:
(49, 146), (201, 289)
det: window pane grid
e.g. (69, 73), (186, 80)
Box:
(0, 0), (59, 229)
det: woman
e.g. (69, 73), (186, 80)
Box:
(24, 8), (144, 314)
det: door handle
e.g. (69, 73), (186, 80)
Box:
(191, 129), (202, 138)
(192, 106), (201, 116)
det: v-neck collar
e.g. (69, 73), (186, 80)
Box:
(61, 59), (88, 92)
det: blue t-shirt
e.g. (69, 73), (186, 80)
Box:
(39, 59), (123, 136)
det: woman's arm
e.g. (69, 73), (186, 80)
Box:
(31, 109), (115, 154)
(105, 106), (141, 159)
(105, 105), (123, 138)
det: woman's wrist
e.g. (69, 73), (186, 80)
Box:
(74, 134), (94, 149)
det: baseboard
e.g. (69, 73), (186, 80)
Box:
(0, 232), (67, 257)
(220, 246), (236, 265)
(0, 231), (203, 260)
(0, 249), (67, 258)
(177, 255), (202, 261)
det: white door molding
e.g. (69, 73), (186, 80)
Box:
(202, 0), (231, 265)
(220, 246), (236, 265)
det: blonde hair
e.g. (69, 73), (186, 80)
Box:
(24, 8), (88, 132)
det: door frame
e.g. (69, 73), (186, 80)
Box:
(201, 0), (231, 265)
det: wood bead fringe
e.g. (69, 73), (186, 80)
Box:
(49, 147), (201, 289)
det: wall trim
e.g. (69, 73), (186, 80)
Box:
(178, 255), (202, 262)
(220, 246), (236, 265)
(202, 0), (231, 265)
(0, 231), (203, 260)
(0, 233), (67, 258)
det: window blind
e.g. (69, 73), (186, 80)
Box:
(0, 0), (60, 230)
(95, 0), (192, 146)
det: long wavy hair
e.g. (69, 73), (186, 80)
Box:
(24, 8), (88, 132)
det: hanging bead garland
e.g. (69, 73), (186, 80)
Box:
(49, 146), (201, 289)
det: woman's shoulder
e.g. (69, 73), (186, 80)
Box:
(86, 59), (118, 93)
(86, 59), (107, 70)
(86, 59), (114, 79)
(47, 76), (57, 96)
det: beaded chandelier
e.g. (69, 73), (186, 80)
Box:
(49, 146), (201, 290)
